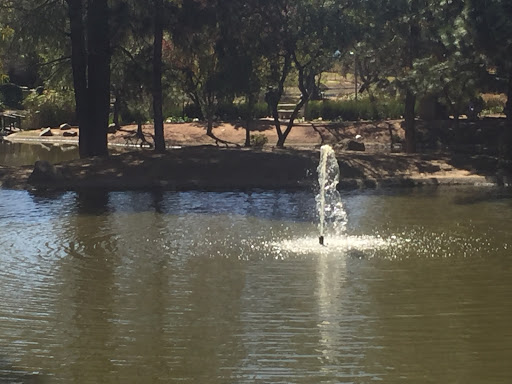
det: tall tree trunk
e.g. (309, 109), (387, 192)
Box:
(67, 0), (110, 158)
(113, 95), (120, 128)
(206, 114), (214, 138)
(152, 0), (165, 152)
(404, 90), (416, 153)
(87, 0), (110, 157)
(244, 94), (256, 147)
(245, 121), (251, 147)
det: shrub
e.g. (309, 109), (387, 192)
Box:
(481, 94), (506, 115)
(23, 89), (76, 129)
(184, 103), (202, 119)
(165, 116), (192, 123)
(306, 98), (404, 121)
(183, 101), (269, 121)
(250, 133), (268, 148)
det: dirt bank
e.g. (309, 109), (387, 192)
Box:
(2, 119), (511, 191)
(1, 146), (509, 191)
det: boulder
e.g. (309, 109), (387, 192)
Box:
(391, 143), (403, 153)
(63, 131), (77, 137)
(40, 127), (53, 137)
(28, 161), (62, 184)
(108, 123), (119, 133)
(346, 139), (365, 151)
(59, 123), (71, 130)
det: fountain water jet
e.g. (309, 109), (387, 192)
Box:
(267, 144), (389, 256)
(316, 145), (347, 245)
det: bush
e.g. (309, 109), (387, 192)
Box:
(184, 103), (202, 119)
(481, 94), (506, 115)
(250, 133), (268, 148)
(165, 116), (192, 123)
(0, 83), (23, 109)
(305, 98), (404, 121)
(23, 89), (76, 129)
(184, 101), (269, 121)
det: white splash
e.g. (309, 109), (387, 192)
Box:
(269, 234), (391, 256)
(316, 145), (347, 238)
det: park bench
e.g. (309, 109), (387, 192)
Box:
(0, 112), (24, 134)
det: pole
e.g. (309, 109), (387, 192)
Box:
(354, 54), (358, 101)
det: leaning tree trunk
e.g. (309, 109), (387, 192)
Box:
(270, 54), (291, 148)
(276, 97), (308, 148)
(276, 58), (311, 148)
(86, 0), (110, 157)
(152, 0), (165, 152)
(404, 90), (416, 153)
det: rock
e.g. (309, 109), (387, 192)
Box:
(59, 123), (71, 130)
(40, 127), (53, 137)
(391, 143), (403, 153)
(28, 160), (62, 183)
(63, 131), (77, 137)
(108, 123), (119, 133)
(346, 139), (365, 151)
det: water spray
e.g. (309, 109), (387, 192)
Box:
(316, 145), (346, 246)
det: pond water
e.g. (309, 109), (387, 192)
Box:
(0, 141), (79, 166)
(1, 187), (512, 383)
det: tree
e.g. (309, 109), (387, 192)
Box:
(152, 0), (165, 152)
(66, 0), (110, 157)
(0, 25), (13, 84)
(467, 0), (512, 159)
(259, 0), (350, 148)
(356, 0), (474, 152)
(204, 1), (268, 147)
(167, 0), (227, 144)
(468, 0), (512, 119)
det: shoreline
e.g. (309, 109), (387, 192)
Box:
(2, 119), (511, 192)
(1, 145), (510, 192)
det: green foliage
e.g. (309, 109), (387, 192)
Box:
(306, 99), (404, 121)
(0, 25), (14, 83)
(216, 102), (268, 121)
(481, 94), (507, 115)
(467, 0), (512, 74)
(23, 89), (76, 129)
(250, 133), (268, 148)
(165, 116), (192, 124)
(0, 83), (23, 109)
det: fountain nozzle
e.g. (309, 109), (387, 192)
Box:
(319, 236), (324, 246)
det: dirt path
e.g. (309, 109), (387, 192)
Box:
(6, 119), (404, 149)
